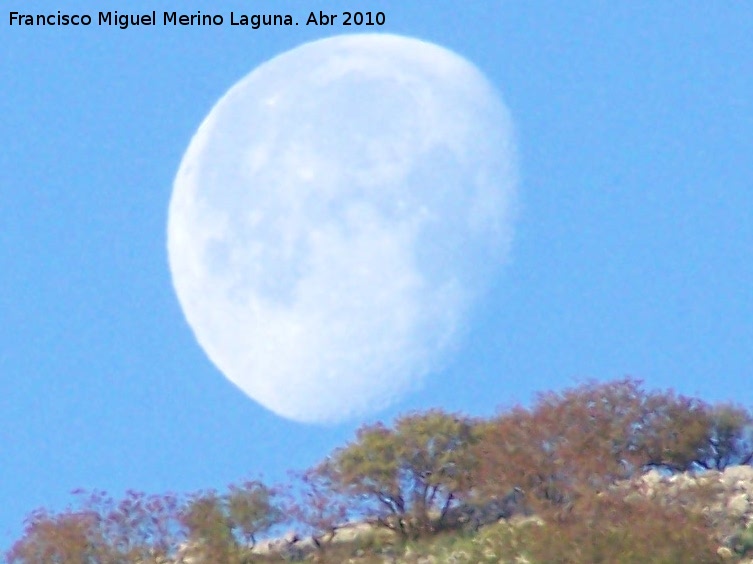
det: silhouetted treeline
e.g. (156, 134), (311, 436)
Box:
(8, 378), (753, 563)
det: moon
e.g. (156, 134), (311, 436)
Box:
(167, 34), (517, 424)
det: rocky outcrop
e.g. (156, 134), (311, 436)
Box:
(622, 465), (753, 528)
(610, 464), (753, 560)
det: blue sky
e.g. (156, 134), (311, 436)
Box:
(2, 1), (751, 546)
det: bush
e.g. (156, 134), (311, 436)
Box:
(314, 409), (481, 538)
(731, 523), (753, 556)
(7, 378), (751, 562)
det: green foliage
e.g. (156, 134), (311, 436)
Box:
(180, 481), (283, 562)
(6, 482), (281, 563)
(732, 523), (753, 556)
(319, 409), (481, 537)
(6, 378), (753, 562)
(227, 481), (283, 547)
(180, 490), (237, 560)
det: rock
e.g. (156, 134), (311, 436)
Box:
(727, 493), (751, 519)
(508, 515), (544, 527)
(717, 546), (734, 559)
(721, 466), (753, 488)
(695, 470), (722, 488)
(641, 469), (665, 485)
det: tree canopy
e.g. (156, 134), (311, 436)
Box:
(7, 378), (753, 563)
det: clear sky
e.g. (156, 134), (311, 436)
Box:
(2, 0), (751, 546)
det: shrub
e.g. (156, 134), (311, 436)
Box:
(731, 523), (753, 556)
(315, 409), (481, 538)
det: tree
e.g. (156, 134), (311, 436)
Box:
(85, 489), (184, 561)
(639, 391), (714, 473)
(475, 378), (751, 514)
(286, 467), (350, 552)
(316, 409), (481, 537)
(475, 379), (656, 512)
(180, 490), (236, 561)
(180, 481), (283, 562)
(8, 483), (282, 564)
(7, 490), (185, 564)
(700, 403), (753, 470)
(395, 410), (480, 529)
(530, 378), (649, 490)
(7, 378), (750, 561)
(227, 480), (283, 548)
(639, 396), (753, 472)
(7, 507), (105, 564)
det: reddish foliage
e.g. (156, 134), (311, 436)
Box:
(520, 487), (724, 563)
(475, 378), (753, 512)
(6, 378), (751, 562)
(285, 467), (350, 549)
(7, 490), (184, 563)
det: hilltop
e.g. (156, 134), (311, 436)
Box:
(7, 378), (753, 563)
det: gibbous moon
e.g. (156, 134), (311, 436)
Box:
(168, 34), (517, 424)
